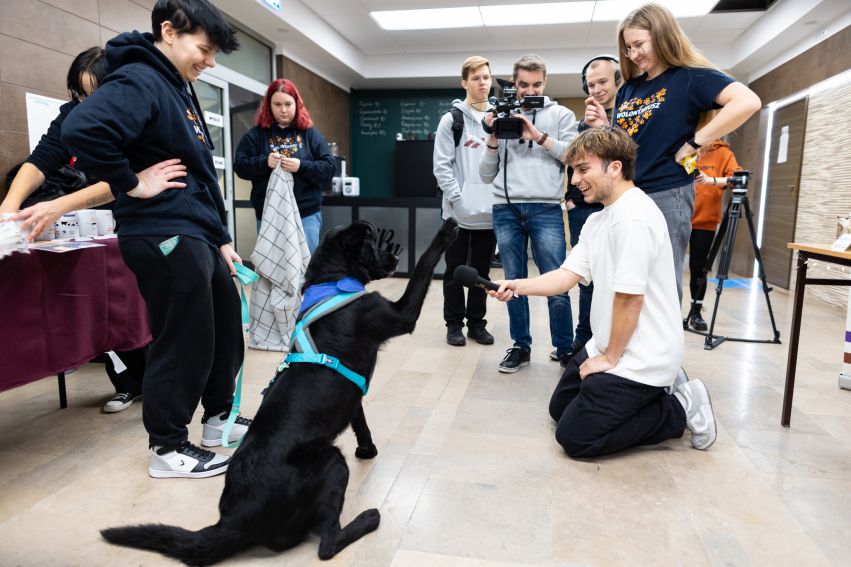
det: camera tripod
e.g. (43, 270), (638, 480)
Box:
(688, 189), (781, 350)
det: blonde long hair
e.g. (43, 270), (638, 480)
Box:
(617, 3), (730, 128)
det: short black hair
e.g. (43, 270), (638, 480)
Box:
(67, 47), (108, 102)
(151, 0), (238, 54)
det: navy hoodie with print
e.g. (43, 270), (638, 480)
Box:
(61, 31), (230, 247)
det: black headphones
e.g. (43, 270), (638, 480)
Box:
(581, 54), (622, 95)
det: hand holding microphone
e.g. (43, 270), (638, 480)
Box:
(453, 265), (517, 301)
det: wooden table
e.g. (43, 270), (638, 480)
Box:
(782, 243), (851, 426)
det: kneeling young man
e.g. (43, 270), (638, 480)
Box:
(489, 127), (716, 458)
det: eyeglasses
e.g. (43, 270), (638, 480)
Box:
(623, 39), (650, 58)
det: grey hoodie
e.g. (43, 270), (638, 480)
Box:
(433, 99), (494, 230)
(479, 97), (577, 204)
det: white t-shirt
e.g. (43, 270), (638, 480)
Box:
(562, 187), (683, 387)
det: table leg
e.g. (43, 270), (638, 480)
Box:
(58, 372), (67, 409)
(782, 252), (808, 426)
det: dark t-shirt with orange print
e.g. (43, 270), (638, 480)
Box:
(614, 67), (733, 194)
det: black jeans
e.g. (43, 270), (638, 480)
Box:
(689, 228), (715, 302)
(119, 236), (243, 447)
(568, 204), (602, 347)
(442, 226), (497, 329)
(548, 349), (686, 458)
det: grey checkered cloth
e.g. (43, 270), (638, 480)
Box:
(248, 167), (310, 351)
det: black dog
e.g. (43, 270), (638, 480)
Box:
(101, 218), (459, 565)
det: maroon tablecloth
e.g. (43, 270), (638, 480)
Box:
(0, 239), (151, 392)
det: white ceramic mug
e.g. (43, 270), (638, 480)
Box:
(77, 209), (98, 237)
(95, 210), (115, 236)
(55, 213), (79, 239)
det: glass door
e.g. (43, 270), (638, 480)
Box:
(229, 83), (265, 259)
(195, 76), (234, 238)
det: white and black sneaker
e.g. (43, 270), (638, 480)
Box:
(201, 412), (253, 447)
(102, 392), (142, 413)
(149, 440), (229, 479)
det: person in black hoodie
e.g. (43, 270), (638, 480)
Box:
(234, 78), (335, 253)
(62, 0), (249, 479)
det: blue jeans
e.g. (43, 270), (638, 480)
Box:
(257, 210), (322, 254)
(646, 183), (694, 304)
(492, 203), (573, 355)
(567, 204), (602, 348)
(301, 211), (322, 254)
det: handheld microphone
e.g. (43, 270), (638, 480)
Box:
(453, 265), (516, 298)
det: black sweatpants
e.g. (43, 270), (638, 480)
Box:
(119, 236), (243, 447)
(442, 226), (497, 329)
(91, 346), (147, 394)
(689, 228), (715, 302)
(548, 349), (686, 458)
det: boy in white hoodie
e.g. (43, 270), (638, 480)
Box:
(433, 56), (497, 347)
(479, 54), (578, 373)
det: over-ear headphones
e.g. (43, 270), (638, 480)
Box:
(581, 54), (622, 95)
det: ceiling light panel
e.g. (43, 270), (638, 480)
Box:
(370, 7), (483, 30)
(479, 2), (596, 26)
(593, 0), (719, 21)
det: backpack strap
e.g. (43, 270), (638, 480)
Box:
(450, 107), (464, 147)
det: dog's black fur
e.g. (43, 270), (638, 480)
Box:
(101, 218), (459, 565)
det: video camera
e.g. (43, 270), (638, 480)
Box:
(482, 79), (545, 139)
(726, 170), (750, 195)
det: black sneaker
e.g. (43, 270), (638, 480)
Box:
(102, 392), (142, 413)
(467, 326), (494, 345)
(498, 347), (530, 373)
(688, 304), (708, 331)
(446, 325), (466, 346)
(557, 351), (575, 369)
(490, 253), (502, 269)
(149, 440), (229, 479)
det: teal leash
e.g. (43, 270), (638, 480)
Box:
(221, 262), (259, 449)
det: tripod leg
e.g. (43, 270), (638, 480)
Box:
(743, 198), (781, 342)
(704, 201), (741, 349)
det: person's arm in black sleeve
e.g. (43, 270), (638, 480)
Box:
(297, 128), (335, 184)
(61, 75), (155, 195)
(233, 127), (269, 180)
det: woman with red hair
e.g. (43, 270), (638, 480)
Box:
(234, 78), (335, 252)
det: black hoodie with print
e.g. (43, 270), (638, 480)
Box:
(62, 31), (230, 247)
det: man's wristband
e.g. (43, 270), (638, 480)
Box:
(486, 143), (499, 150)
(536, 132), (549, 145)
(687, 137), (701, 150)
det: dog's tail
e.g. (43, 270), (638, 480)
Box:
(101, 521), (249, 566)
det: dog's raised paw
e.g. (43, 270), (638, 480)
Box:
(436, 218), (459, 246)
(355, 444), (378, 459)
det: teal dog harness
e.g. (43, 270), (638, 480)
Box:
(284, 289), (370, 395)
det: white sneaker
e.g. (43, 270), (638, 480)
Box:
(674, 379), (717, 450)
(201, 412), (253, 447)
(149, 441), (229, 479)
(102, 392), (142, 413)
(665, 367), (689, 395)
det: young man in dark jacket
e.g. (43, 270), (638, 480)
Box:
(62, 0), (249, 479)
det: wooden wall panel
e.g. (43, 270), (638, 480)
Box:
(277, 55), (351, 165)
(728, 25), (851, 278)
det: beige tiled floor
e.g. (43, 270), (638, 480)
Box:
(1, 271), (849, 566)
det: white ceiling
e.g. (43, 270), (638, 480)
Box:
(213, 0), (851, 96)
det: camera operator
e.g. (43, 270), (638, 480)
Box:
(562, 55), (622, 357)
(479, 54), (578, 373)
(685, 138), (742, 331)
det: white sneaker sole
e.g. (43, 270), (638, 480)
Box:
(148, 463), (229, 479)
(688, 380), (717, 450)
(102, 396), (141, 414)
(498, 361), (529, 374)
(200, 436), (240, 448)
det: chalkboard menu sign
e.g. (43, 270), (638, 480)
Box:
(351, 90), (459, 197)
